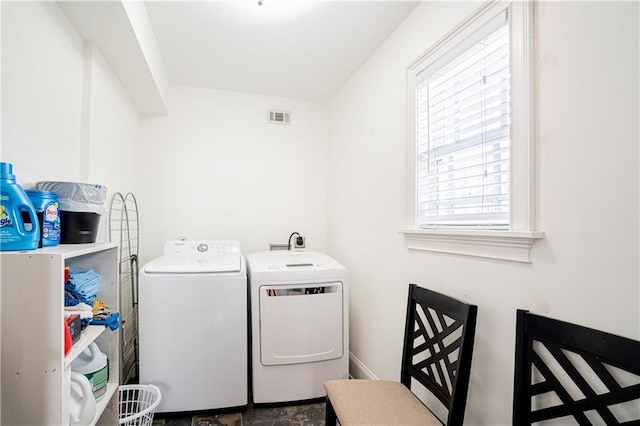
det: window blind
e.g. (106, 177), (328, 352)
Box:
(416, 19), (510, 229)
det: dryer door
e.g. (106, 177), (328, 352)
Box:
(259, 282), (343, 365)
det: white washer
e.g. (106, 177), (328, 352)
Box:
(139, 240), (247, 413)
(247, 251), (349, 404)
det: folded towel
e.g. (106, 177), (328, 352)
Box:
(69, 269), (101, 302)
(64, 281), (92, 306)
(65, 302), (93, 311)
(65, 309), (93, 319)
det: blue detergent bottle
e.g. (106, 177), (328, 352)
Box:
(25, 190), (60, 248)
(0, 162), (40, 251)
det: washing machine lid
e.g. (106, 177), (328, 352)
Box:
(145, 240), (243, 274)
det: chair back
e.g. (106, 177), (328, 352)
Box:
(513, 309), (640, 425)
(400, 284), (478, 426)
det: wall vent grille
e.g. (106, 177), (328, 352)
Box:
(267, 110), (291, 125)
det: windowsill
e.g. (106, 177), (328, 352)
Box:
(399, 228), (545, 263)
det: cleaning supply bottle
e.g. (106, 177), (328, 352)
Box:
(69, 371), (97, 425)
(0, 162), (39, 251)
(71, 342), (108, 400)
(25, 189), (60, 247)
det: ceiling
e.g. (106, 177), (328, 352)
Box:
(144, 1), (420, 102)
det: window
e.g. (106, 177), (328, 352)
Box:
(401, 1), (543, 263)
(418, 14), (509, 228)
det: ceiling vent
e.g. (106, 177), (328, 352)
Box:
(267, 110), (291, 125)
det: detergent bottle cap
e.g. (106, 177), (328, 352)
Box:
(0, 162), (16, 181)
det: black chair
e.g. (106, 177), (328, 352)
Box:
(323, 284), (478, 425)
(513, 309), (640, 425)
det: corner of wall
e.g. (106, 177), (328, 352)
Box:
(349, 353), (379, 380)
(57, 1), (168, 115)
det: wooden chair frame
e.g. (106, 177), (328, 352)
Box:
(325, 284), (477, 426)
(513, 309), (640, 425)
(401, 284), (478, 425)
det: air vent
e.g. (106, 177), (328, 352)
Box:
(267, 109), (291, 125)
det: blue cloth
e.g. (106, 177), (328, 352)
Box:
(69, 269), (100, 302)
(64, 281), (92, 306)
(91, 311), (120, 330)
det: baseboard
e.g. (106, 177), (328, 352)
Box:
(348, 352), (378, 380)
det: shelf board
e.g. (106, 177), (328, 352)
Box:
(65, 325), (106, 367)
(0, 242), (118, 259)
(40, 242), (118, 259)
(92, 381), (119, 426)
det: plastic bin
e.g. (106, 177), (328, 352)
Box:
(59, 210), (101, 243)
(118, 384), (162, 426)
(36, 181), (107, 244)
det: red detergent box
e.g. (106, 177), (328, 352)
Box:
(65, 314), (81, 345)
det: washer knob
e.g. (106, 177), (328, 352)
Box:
(197, 243), (208, 253)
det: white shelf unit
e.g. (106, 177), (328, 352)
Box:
(1, 242), (120, 425)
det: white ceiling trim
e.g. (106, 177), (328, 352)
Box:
(58, 0), (168, 115)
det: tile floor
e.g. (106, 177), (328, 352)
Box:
(152, 401), (327, 426)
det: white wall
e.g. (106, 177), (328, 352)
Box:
(84, 44), (141, 243)
(3, 1), (639, 423)
(1, 1), (141, 243)
(137, 85), (328, 263)
(1, 1), (83, 181)
(327, 1), (639, 424)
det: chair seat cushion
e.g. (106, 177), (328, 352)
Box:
(324, 380), (443, 426)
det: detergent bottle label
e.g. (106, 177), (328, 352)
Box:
(0, 201), (22, 244)
(42, 201), (60, 245)
(0, 198), (19, 244)
(0, 202), (14, 228)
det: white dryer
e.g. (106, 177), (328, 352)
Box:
(247, 251), (349, 404)
(139, 240), (247, 413)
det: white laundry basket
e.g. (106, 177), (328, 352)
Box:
(118, 384), (162, 426)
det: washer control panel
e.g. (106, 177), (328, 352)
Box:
(163, 240), (241, 256)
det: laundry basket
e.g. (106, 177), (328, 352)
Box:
(118, 384), (162, 426)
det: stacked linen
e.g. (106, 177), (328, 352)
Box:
(64, 268), (120, 330)
(65, 269), (101, 323)
(69, 269), (100, 302)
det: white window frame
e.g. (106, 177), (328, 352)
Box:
(400, 0), (544, 263)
